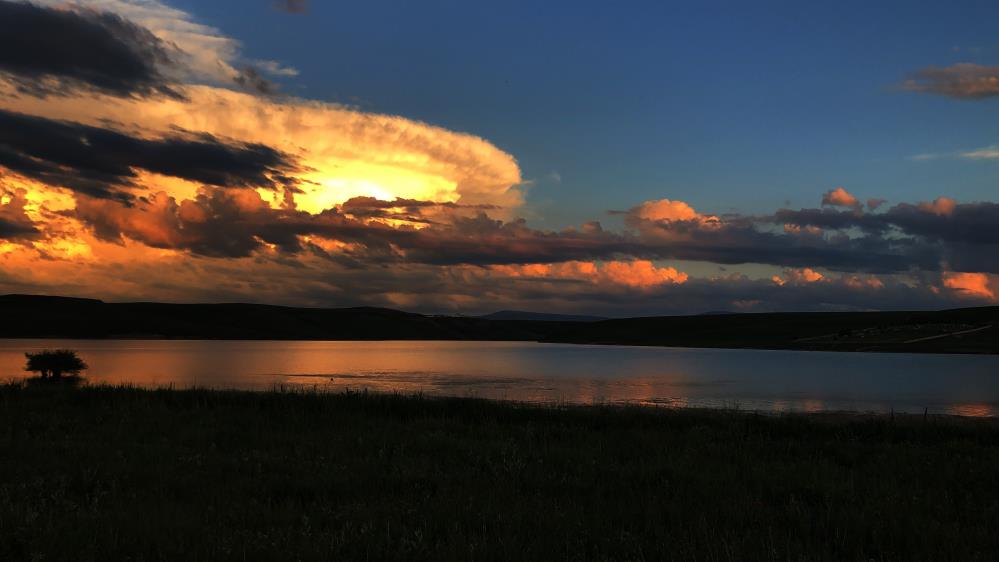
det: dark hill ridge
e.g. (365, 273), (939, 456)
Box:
(0, 295), (561, 341)
(547, 307), (999, 354)
(478, 310), (606, 322)
(1, 294), (997, 354)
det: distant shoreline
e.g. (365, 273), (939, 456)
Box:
(2, 294), (997, 355)
(2, 336), (999, 356)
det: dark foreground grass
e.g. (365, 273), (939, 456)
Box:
(2, 384), (999, 561)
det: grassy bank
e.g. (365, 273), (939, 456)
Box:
(2, 384), (998, 561)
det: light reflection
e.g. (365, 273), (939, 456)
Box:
(947, 403), (999, 418)
(2, 340), (999, 417)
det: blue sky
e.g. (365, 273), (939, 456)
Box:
(177, 0), (999, 227)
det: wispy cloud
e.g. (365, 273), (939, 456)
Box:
(960, 145), (999, 159)
(902, 63), (999, 99)
(274, 0), (307, 14)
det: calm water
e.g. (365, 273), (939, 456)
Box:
(2, 339), (999, 416)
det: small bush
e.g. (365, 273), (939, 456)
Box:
(24, 349), (88, 380)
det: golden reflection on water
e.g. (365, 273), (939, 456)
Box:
(947, 404), (999, 418)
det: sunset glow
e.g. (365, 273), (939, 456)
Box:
(1, 0), (998, 315)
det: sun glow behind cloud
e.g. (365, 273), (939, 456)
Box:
(0, 84), (524, 215)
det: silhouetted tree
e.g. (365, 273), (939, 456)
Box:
(25, 350), (87, 379)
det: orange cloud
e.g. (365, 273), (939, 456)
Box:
(628, 198), (720, 229)
(843, 276), (885, 290)
(943, 272), (996, 301)
(0, 84), (524, 214)
(918, 197), (957, 217)
(601, 260), (689, 287)
(491, 260), (687, 289)
(773, 268), (824, 286)
(821, 187), (860, 208)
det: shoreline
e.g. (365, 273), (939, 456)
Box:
(8, 379), (999, 420)
(3, 335), (999, 356)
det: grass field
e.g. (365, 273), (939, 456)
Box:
(2, 383), (998, 561)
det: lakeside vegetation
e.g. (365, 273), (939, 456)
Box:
(2, 383), (999, 561)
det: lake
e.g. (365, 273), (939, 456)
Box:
(2, 339), (998, 416)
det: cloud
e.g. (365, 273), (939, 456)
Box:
(232, 66), (279, 96)
(0, 0), (181, 99)
(0, 188), (40, 241)
(274, 0), (307, 13)
(0, 108), (300, 201)
(3, 0), (998, 315)
(866, 198), (886, 211)
(960, 145), (999, 160)
(490, 260), (688, 289)
(772, 268), (824, 286)
(915, 196), (957, 217)
(943, 272), (997, 302)
(1, 85), (525, 212)
(625, 198), (720, 225)
(73, 187), (342, 257)
(902, 63), (999, 99)
(32, 0), (296, 91)
(821, 187), (861, 209)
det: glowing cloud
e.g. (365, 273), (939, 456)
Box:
(773, 268), (825, 286)
(917, 197), (956, 217)
(821, 187), (860, 209)
(491, 260), (688, 289)
(630, 198), (718, 224)
(943, 272), (996, 301)
(1, 85), (524, 213)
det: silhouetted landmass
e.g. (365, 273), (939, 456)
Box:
(3, 383), (999, 560)
(0, 294), (558, 341)
(1, 294), (997, 354)
(478, 310), (606, 322)
(547, 307), (999, 354)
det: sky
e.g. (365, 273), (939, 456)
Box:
(0, 0), (998, 315)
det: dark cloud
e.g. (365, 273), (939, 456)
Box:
(773, 207), (886, 232)
(274, 0), (308, 14)
(774, 200), (999, 245)
(866, 198), (886, 211)
(340, 196), (500, 223)
(0, 188), (39, 240)
(233, 66), (278, 96)
(64, 190), (913, 273)
(22, 187), (999, 313)
(69, 188), (625, 261)
(0, 108), (300, 201)
(0, 0), (181, 99)
(773, 200), (999, 273)
(625, 208), (933, 273)
(902, 63), (999, 99)
(189, 259), (978, 317)
(60, 178), (999, 278)
(449, 273), (963, 317)
(75, 188), (321, 257)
